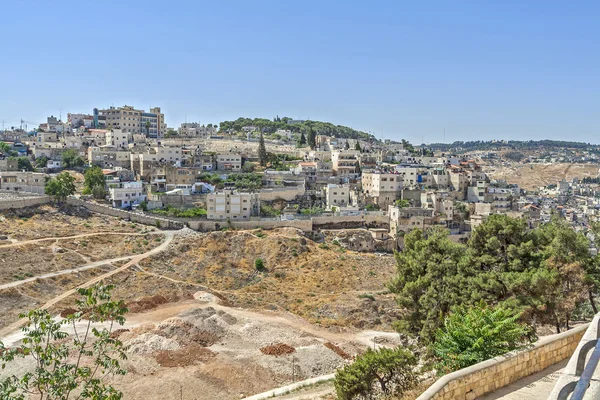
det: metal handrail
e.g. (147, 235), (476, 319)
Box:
(570, 340), (600, 400)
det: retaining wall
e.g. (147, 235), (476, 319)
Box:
(0, 195), (52, 210)
(187, 218), (313, 232)
(65, 198), (184, 229)
(417, 324), (589, 400)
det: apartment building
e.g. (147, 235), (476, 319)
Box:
(99, 105), (166, 138)
(105, 129), (132, 149)
(331, 150), (359, 176)
(0, 158), (18, 172)
(88, 146), (131, 169)
(361, 171), (403, 209)
(206, 190), (259, 220)
(108, 181), (146, 209)
(324, 184), (350, 210)
(488, 188), (513, 212)
(0, 171), (47, 194)
(388, 206), (435, 237)
(216, 154), (242, 171)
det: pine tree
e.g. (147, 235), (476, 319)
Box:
(258, 132), (268, 166)
(355, 141), (362, 151)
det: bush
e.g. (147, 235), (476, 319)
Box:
(334, 347), (417, 400)
(433, 302), (532, 373)
(255, 258), (266, 272)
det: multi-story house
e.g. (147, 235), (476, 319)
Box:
(99, 105), (166, 138)
(324, 184), (350, 210)
(361, 171), (403, 209)
(216, 154), (242, 171)
(0, 171), (47, 194)
(108, 181), (146, 209)
(88, 147), (131, 169)
(206, 190), (259, 220)
(105, 130), (132, 149)
(331, 150), (359, 176)
(388, 205), (435, 237)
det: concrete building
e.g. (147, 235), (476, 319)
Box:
(488, 188), (513, 212)
(388, 205), (435, 237)
(105, 130), (132, 149)
(361, 171), (403, 209)
(88, 147), (131, 169)
(324, 184), (350, 210)
(108, 181), (146, 208)
(99, 105), (166, 138)
(206, 190), (259, 220)
(0, 171), (47, 194)
(331, 150), (359, 176)
(216, 154), (242, 171)
(0, 158), (18, 172)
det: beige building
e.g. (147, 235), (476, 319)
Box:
(105, 129), (132, 149)
(99, 105), (166, 138)
(388, 206), (435, 237)
(331, 150), (359, 176)
(0, 171), (47, 194)
(324, 184), (350, 210)
(206, 190), (259, 220)
(216, 154), (242, 171)
(88, 146), (131, 169)
(361, 171), (403, 209)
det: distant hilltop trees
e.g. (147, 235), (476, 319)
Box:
(218, 116), (376, 142)
(429, 139), (600, 153)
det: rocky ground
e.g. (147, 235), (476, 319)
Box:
(0, 207), (403, 399)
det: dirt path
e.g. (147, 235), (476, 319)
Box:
(0, 230), (176, 338)
(0, 231), (160, 249)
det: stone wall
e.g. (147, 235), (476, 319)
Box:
(187, 218), (313, 232)
(65, 198), (183, 230)
(0, 195), (52, 210)
(312, 214), (389, 230)
(417, 324), (589, 400)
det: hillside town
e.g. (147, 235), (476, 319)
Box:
(0, 110), (597, 237)
(1, 107), (599, 248)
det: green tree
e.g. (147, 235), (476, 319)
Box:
(145, 120), (151, 136)
(35, 156), (48, 168)
(0, 141), (10, 154)
(334, 347), (417, 400)
(297, 131), (307, 147)
(83, 166), (106, 195)
(45, 172), (76, 201)
(258, 132), (268, 166)
(307, 126), (316, 149)
(62, 149), (84, 169)
(0, 284), (128, 399)
(388, 227), (471, 344)
(355, 141), (361, 151)
(91, 184), (107, 199)
(395, 199), (410, 208)
(16, 156), (33, 171)
(433, 302), (531, 372)
(255, 258), (266, 272)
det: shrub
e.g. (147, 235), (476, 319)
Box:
(433, 302), (532, 373)
(255, 258), (266, 272)
(334, 347), (417, 400)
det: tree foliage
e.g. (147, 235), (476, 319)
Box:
(334, 347), (417, 400)
(258, 132), (267, 166)
(0, 284), (128, 399)
(45, 172), (76, 201)
(62, 149), (84, 169)
(390, 215), (596, 346)
(83, 166), (105, 196)
(433, 302), (532, 372)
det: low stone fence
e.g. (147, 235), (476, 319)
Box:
(65, 198), (184, 230)
(0, 192), (52, 210)
(187, 218), (313, 232)
(417, 324), (589, 400)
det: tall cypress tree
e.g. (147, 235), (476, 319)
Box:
(258, 132), (268, 166)
(307, 127), (316, 149)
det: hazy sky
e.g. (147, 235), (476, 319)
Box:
(2, 0), (600, 144)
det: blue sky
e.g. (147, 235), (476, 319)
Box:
(1, 0), (599, 144)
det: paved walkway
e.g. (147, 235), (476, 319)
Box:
(480, 359), (567, 400)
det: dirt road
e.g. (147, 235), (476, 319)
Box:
(0, 230), (175, 338)
(0, 231), (161, 249)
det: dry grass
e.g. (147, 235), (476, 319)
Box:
(485, 162), (599, 190)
